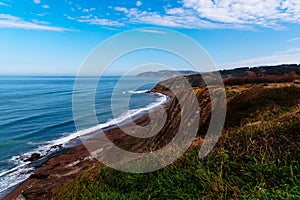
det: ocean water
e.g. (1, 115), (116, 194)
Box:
(0, 76), (166, 196)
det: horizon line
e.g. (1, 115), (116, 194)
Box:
(0, 63), (299, 77)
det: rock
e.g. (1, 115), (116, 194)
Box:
(29, 172), (49, 180)
(24, 153), (41, 162)
(15, 194), (26, 200)
(294, 79), (300, 84)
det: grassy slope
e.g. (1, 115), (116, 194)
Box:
(53, 83), (300, 200)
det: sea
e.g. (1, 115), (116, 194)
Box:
(0, 76), (167, 197)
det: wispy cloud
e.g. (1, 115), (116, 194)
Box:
(82, 8), (96, 13)
(114, 7), (129, 13)
(42, 4), (49, 9)
(33, 0), (41, 4)
(36, 12), (50, 17)
(68, 15), (125, 27)
(138, 29), (167, 34)
(274, 47), (300, 55)
(113, 7), (251, 29)
(78, 18), (124, 26)
(136, 1), (142, 7)
(288, 37), (300, 42)
(222, 52), (300, 68)
(0, 2), (9, 6)
(0, 14), (71, 31)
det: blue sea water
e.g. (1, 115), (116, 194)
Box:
(0, 76), (165, 196)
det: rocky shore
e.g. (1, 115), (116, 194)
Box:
(3, 109), (165, 200)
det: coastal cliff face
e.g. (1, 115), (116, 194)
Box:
(112, 74), (214, 152)
(147, 75), (211, 147)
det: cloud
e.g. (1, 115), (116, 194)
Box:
(136, 1), (142, 7)
(165, 8), (185, 15)
(182, 0), (300, 29)
(114, 7), (251, 29)
(274, 47), (300, 55)
(78, 19), (124, 27)
(33, 0), (41, 4)
(289, 37), (300, 42)
(115, 0), (300, 30)
(0, 2), (9, 6)
(36, 12), (50, 17)
(82, 8), (96, 13)
(222, 52), (300, 68)
(128, 10), (206, 28)
(0, 14), (70, 31)
(138, 29), (167, 34)
(65, 0), (300, 30)
(42, 4), (49, 9)
(68, 15), (125, 27)
(114, 7), (129, 13)
(31, 19), (50, 25)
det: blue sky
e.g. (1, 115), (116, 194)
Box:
(0, 0), (300, 75)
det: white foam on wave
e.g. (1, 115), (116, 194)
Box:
(122, 90), (149, 94)
(76, 92), (168, 138)
(0, 164), (34, 194)
(0, 92), (169, 195)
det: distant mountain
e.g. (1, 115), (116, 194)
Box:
(137, 64), (300, 79)
(219, 64), (300, 78)
(136, 70), (198, 78)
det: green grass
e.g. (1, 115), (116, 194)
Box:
(53, 85), (300, 200)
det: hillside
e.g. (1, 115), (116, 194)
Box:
(136, 70), (198, 78)
(52, 76), (300, 199)
(220, 64), (300, 78)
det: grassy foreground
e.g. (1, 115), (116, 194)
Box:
(53, 83), (300, 199)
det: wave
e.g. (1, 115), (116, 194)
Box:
(7, 119), (74, 142)
(0, 92), (169, 196)
(0, 164), (35, 195)
(122, 90), (149, 94)
(0, 113), (45, 128)
(62, 92), (168, 140)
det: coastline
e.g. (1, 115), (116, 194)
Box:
(3, 73), (299, 199)
(3, 89), (174, 200)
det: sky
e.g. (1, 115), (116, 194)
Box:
(0, 0), (300, 75)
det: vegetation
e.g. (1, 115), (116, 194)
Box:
(223, 72), (298, 86)
(53, 83), (300, 200)
(220, 64), (300, 78)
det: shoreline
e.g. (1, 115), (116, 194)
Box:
(3, 74), (298, 199)
(2, 89), (174, 200)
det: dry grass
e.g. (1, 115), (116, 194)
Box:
(53, 83), (300, 200)
(224, 72), (298, 86)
